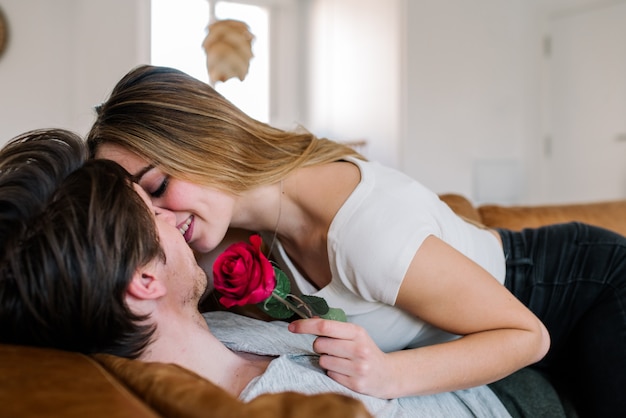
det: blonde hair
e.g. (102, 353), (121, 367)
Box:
(87, 65), (364, 194)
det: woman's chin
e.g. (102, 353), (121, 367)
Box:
(189, 238), (214, 254)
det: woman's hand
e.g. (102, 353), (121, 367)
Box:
(288, 318), (397, 398)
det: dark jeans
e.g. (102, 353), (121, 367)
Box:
(498, 222), (626, 418)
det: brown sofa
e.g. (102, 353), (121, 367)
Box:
(440, 193), (626, 236)
(3, 194), (626, 417)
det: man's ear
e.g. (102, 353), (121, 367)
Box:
(126, 269), (167, 301)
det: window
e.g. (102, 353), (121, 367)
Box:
(151, 0), (209, 83)
(151, 0), (270, 122)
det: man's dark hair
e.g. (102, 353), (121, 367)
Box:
(0, 129), (163, 358)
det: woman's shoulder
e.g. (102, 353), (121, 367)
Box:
(298, 159), (361, 187)
(290, 160), (361, 221)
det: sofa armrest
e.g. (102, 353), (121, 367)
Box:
(0, 344), (159, 417)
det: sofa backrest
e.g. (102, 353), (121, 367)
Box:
(440, 193), (626, 237)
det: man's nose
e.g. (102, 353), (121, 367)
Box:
(156, 207), (177, 225)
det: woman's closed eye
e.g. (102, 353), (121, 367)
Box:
(150, 176), (170, 198)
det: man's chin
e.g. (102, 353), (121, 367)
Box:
(196, 275), (215, 311)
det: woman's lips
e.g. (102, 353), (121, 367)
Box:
(177, 215), (194, 242)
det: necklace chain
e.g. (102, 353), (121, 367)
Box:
(266, 179), (283, 257)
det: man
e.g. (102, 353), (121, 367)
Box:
(0, 129), (512, 417)
(0, 128), (274, 394)
(0, 128), (162, 358)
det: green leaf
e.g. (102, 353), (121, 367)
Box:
(255, 268), (294, 319)
(253, 266), (346, 321)
(257, 295), (293, 319)
(299, 295), (329, 316)
(321, 307), (347, 322)
(272, 267), (291, 297)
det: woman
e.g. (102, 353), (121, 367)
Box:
(87, 65), (626, 417)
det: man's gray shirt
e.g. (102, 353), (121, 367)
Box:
(204, 311), (510, 418)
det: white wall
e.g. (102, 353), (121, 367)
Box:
(305, 0), (544, 203)
(305, 0), (624, 205)
(0, 0), (150, 145)
(403, 0), (540, 203)
(306, 0), (403, 168)
(1, 0), (616, 205)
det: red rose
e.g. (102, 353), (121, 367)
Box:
(212, 234), (276, 308)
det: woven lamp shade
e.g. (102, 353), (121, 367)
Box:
(202, 19), (254, 85)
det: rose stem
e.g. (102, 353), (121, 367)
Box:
(271, 292), (310, 319)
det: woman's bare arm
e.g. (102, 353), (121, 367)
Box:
(289, 235), (550, 399)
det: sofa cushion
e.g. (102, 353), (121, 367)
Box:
(0, 344), (159, 417)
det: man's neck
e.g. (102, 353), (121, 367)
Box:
(139, 311), (272, 396)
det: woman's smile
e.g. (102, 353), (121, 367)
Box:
(177, 215), (194, 242)
(95, 142), (237, 254)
